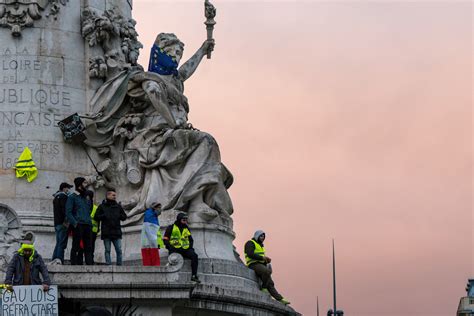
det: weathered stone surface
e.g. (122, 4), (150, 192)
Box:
(49, 260), (300, 316)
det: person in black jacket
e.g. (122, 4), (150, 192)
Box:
(163, 213), (200, 283)
(94, 189), (127, 265)
(5, 242), (51, 291)
(52, 182), (73, 263)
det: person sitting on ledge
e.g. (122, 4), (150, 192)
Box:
(4, 242), (51, 292)
(163, 213), (200, 283)
(244, 230), (290, 305)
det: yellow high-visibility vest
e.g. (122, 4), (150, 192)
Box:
(14, 147), (38, 182)
(169, 225), (191, 249)
(245, 239), (266, 266)
(90, 204), (99, 233)
(157, 229), (165, 249)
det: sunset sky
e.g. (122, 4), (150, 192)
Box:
(134, 1), (472, 315)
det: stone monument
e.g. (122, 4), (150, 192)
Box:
(0, 1), (299, 315)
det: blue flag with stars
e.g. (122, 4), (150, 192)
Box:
(148, 44), (179, 76)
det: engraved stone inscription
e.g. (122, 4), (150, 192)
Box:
(0, 141), (61, 169)
(0, 89), (71, 106)
(0, 48), (70, 170)
(0, 55), (64, 85)
(0, 111), (63, 128)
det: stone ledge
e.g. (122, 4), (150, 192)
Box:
(191, 284), (299, 316)
(48, 261), (300, 315)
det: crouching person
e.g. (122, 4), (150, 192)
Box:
(4, 242), (51, 291)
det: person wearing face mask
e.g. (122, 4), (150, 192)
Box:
(140, 202), (164, 266)
(94, 189), (127, 266)
(4, 242), (51, 292)
(66, 177), (93, 265)
(244, 230), (290, 305)
(163, 213), (200, 283)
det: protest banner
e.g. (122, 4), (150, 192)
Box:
(1, 285), (58, 316)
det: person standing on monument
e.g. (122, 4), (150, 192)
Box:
(52, 182), (73, 264)
(86, 190), (100, 264)
(141, 202), (164, 266)
(244, 230), (290, 305)
(66, 177), (94, 265)
(94, 189), (127, 265)
(4, 241), (51, 291)
(163, 213), (200, 283)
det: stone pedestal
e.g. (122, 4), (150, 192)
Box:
(49, 258), (300, 316)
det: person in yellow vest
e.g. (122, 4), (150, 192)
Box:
(163, 213), (200, 283)
(88, 190), (100, 264)
(244, 230), (290, 305)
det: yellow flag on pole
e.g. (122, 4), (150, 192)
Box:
(14, 147), (38, 182)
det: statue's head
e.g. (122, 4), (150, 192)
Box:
(154, 33), (185, 64)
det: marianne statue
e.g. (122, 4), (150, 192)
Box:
(78, 8), (233, 225)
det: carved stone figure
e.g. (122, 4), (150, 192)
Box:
(79, 8), (233, 225)
(0, 0), (68, 37)
(0, 204), (28, 271)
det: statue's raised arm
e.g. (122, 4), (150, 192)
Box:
(178, 39), (215, 81)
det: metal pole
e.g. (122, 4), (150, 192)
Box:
(317, 296), (320, 316)
(333, 239), (337, 315)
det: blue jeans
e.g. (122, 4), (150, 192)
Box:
(52, 224), (68, 263)
(104, 238), (122, 266)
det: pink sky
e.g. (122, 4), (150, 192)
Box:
(134, 1), (472, 315)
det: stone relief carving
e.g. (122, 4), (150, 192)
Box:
(81, 7), (142, 79)
(0, 204), (33, 271)
(76, 7), (233, 227)
(0, 0), (68, 37)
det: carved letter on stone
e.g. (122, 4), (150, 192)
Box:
(0, 0), (68, 37)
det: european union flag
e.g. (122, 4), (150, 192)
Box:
(148, 44), (178, 76)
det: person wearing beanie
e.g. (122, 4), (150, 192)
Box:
(66, 177), (94, 265)
(52, 182), (73, 263)
(244, 230), (290, 305)
(163, 213), (200, 283)
(4, 242), (51, 291)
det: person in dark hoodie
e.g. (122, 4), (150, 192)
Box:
(52, 182), (73, 263)
(4, 242), (51, 291)
(244, 230), (290, 305)
(94, 189), (127, 265)
(163, 213), (200, 283)
(66, 177), (93, 265)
